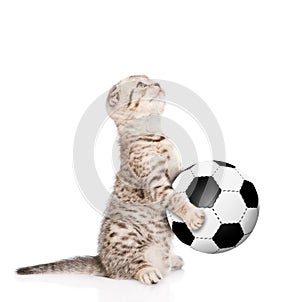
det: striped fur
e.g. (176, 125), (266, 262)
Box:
(17, 256), (105, 276)
(16, 75), (204, 285)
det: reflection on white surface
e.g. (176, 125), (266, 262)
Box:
(16, 270), (185, 302)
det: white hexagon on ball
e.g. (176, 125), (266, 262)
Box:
(213, 166), (244, 191)
(240, 207), (259, 234)
(189, 161), (219, 178)
(191, 239), (219, 253)
(213, 192), (246, 223)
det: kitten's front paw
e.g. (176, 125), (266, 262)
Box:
(184, 207), (205, 230)
(136, 266), (162, 285)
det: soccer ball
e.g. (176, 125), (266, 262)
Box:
(167, 160), (259, 253)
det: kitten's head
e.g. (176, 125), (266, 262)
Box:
(106, 75), (165, 126)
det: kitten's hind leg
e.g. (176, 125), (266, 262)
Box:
(170, 254), (184, 270)
(134, 245), (168, 285)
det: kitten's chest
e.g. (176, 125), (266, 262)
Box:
(157, 139), (181, 182)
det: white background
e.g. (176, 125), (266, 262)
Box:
(1, 1), (299, 301)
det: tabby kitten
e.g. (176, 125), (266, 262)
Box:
(17, 75), (204, 285)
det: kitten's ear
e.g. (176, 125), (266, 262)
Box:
(107, 85), (119, 107)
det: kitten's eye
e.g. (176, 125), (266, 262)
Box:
(136, 82), (147, 88)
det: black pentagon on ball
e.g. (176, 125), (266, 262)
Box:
(172, 221), (194, 246)
(240, 180), (258, 208)
(214, 160), (235, 168)
(212, 223), (244, 248)
(186, 176), (221, 208)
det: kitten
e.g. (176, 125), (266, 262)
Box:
(16, 75), (204, 285)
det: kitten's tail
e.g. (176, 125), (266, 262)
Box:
(16, 255), (106, 276)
